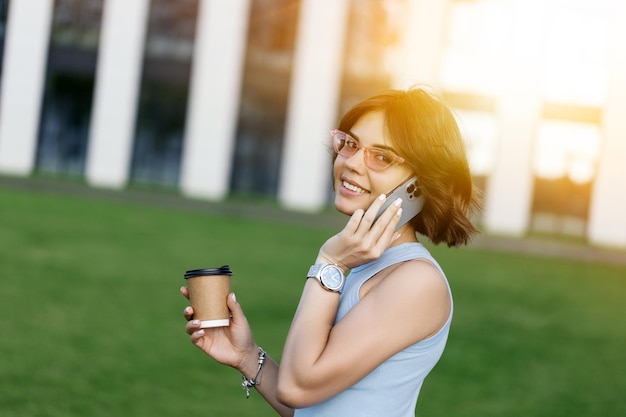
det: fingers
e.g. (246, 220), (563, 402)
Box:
(377, 199), (403, 244)
(185, 317), (201, 335)
(180, 286), (189, 299)
(358, 194), (387, 230)
(322, 194), (404, 269)
(226, 292), (238, 310)
(226, 292), (248, 326)
(356, 194), (401, 236)
(183, 305), (194, 321)
(380, 198), (403, 231)
(344, 208), (365, 234)
(182, 286), (201, 341)
(181, 287), (197, 335)
(369, 193), (388, 214)
(358, 195), (403, 255)
(183, 292), (243, 332)
(362, 194), (403, 231)
(190, 326), (205, 347)
(183, 312), (205, 348)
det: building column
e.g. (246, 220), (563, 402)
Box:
(86, 0), (149, 188)
(588, 4), (626, 249)
(482, 1), (541, 236)
(484, 93), (539, 236)
(0, 0), (54, 175)
(278, 0), (350, 211)
(391, 0), (447, 89)
(180, 0), (251, 200)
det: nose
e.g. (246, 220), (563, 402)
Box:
(344, 148), (367, 172)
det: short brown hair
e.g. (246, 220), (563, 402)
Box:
(337, 88), (481, 247)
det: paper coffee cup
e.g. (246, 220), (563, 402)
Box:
(184, 265), (233, 328)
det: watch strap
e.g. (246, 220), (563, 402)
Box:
(307, 264), (323, 278)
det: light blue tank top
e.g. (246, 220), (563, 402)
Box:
(294, 242), (453, 417)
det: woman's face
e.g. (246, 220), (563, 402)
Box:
(333, 111), (413, 215)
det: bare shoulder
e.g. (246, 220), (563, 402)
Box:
(395, 258), (446, 285)
(375, 257), (448, 296)
(370, 258), (451, 340)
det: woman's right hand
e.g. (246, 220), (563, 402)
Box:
(181, 287), (258, 372)
(316, 194), (403, 271)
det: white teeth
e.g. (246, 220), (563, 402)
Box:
(343, 181), (367, 194)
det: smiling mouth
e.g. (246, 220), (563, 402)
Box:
(342, 180), (368, 194)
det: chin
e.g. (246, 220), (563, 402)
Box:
(334, 196), (364, 216)
(335, 205), (352, 216)
(333, 200), (350, 215)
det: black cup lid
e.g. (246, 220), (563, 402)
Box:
(184, 265), (233, 279)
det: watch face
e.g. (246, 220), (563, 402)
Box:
(321, 266), (344, 291)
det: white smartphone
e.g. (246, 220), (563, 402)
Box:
(373, 176), (425, 231)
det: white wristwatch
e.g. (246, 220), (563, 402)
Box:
(307, 264), (345, 293)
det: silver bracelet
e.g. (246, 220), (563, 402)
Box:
(241, 347), (266, 398)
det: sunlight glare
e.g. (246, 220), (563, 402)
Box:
(534, 121), (601, 184)
(540, 1), (611, 105)
(455, 110), (498, 176)
(438, 0), (617, 181)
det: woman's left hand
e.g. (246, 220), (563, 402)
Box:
(317, 194), (403, 271)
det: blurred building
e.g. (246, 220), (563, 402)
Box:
(0, 0), (624, 249)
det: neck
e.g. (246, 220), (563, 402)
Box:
(391, 224), (418, 246)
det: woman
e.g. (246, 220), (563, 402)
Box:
(181, 87), (480, 416)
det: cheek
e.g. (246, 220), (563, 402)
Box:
(332, 157), (342, 185)
(374, 176), (409, 197)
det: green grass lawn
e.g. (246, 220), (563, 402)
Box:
(1, 185), (625, 417)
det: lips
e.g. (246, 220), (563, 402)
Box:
(341, 179), (369, 194)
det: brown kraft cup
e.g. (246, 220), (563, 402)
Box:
(184, 265), (233, 328)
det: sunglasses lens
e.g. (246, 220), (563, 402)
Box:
(366, 149), (393, 171)
(335, 135), (346, 152)
(333, 132), (353, 156)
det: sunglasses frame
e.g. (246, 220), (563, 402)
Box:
(331, 129), (405, 171)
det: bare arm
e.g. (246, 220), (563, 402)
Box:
(277, 259), (450, 408)
(182, 289), (293, 417)
(276, 198), (451, 408)
(238, 349), (294, 417)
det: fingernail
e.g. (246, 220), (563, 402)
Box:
(197, 329), (205, 336)
(232, 293), (237, 303)
(378, 194), (386, 200)
(394, 198), (403, 207)
(396, 208), (403, 217)
(192, 320), (200, 326)
(184, 307), (192, 315)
